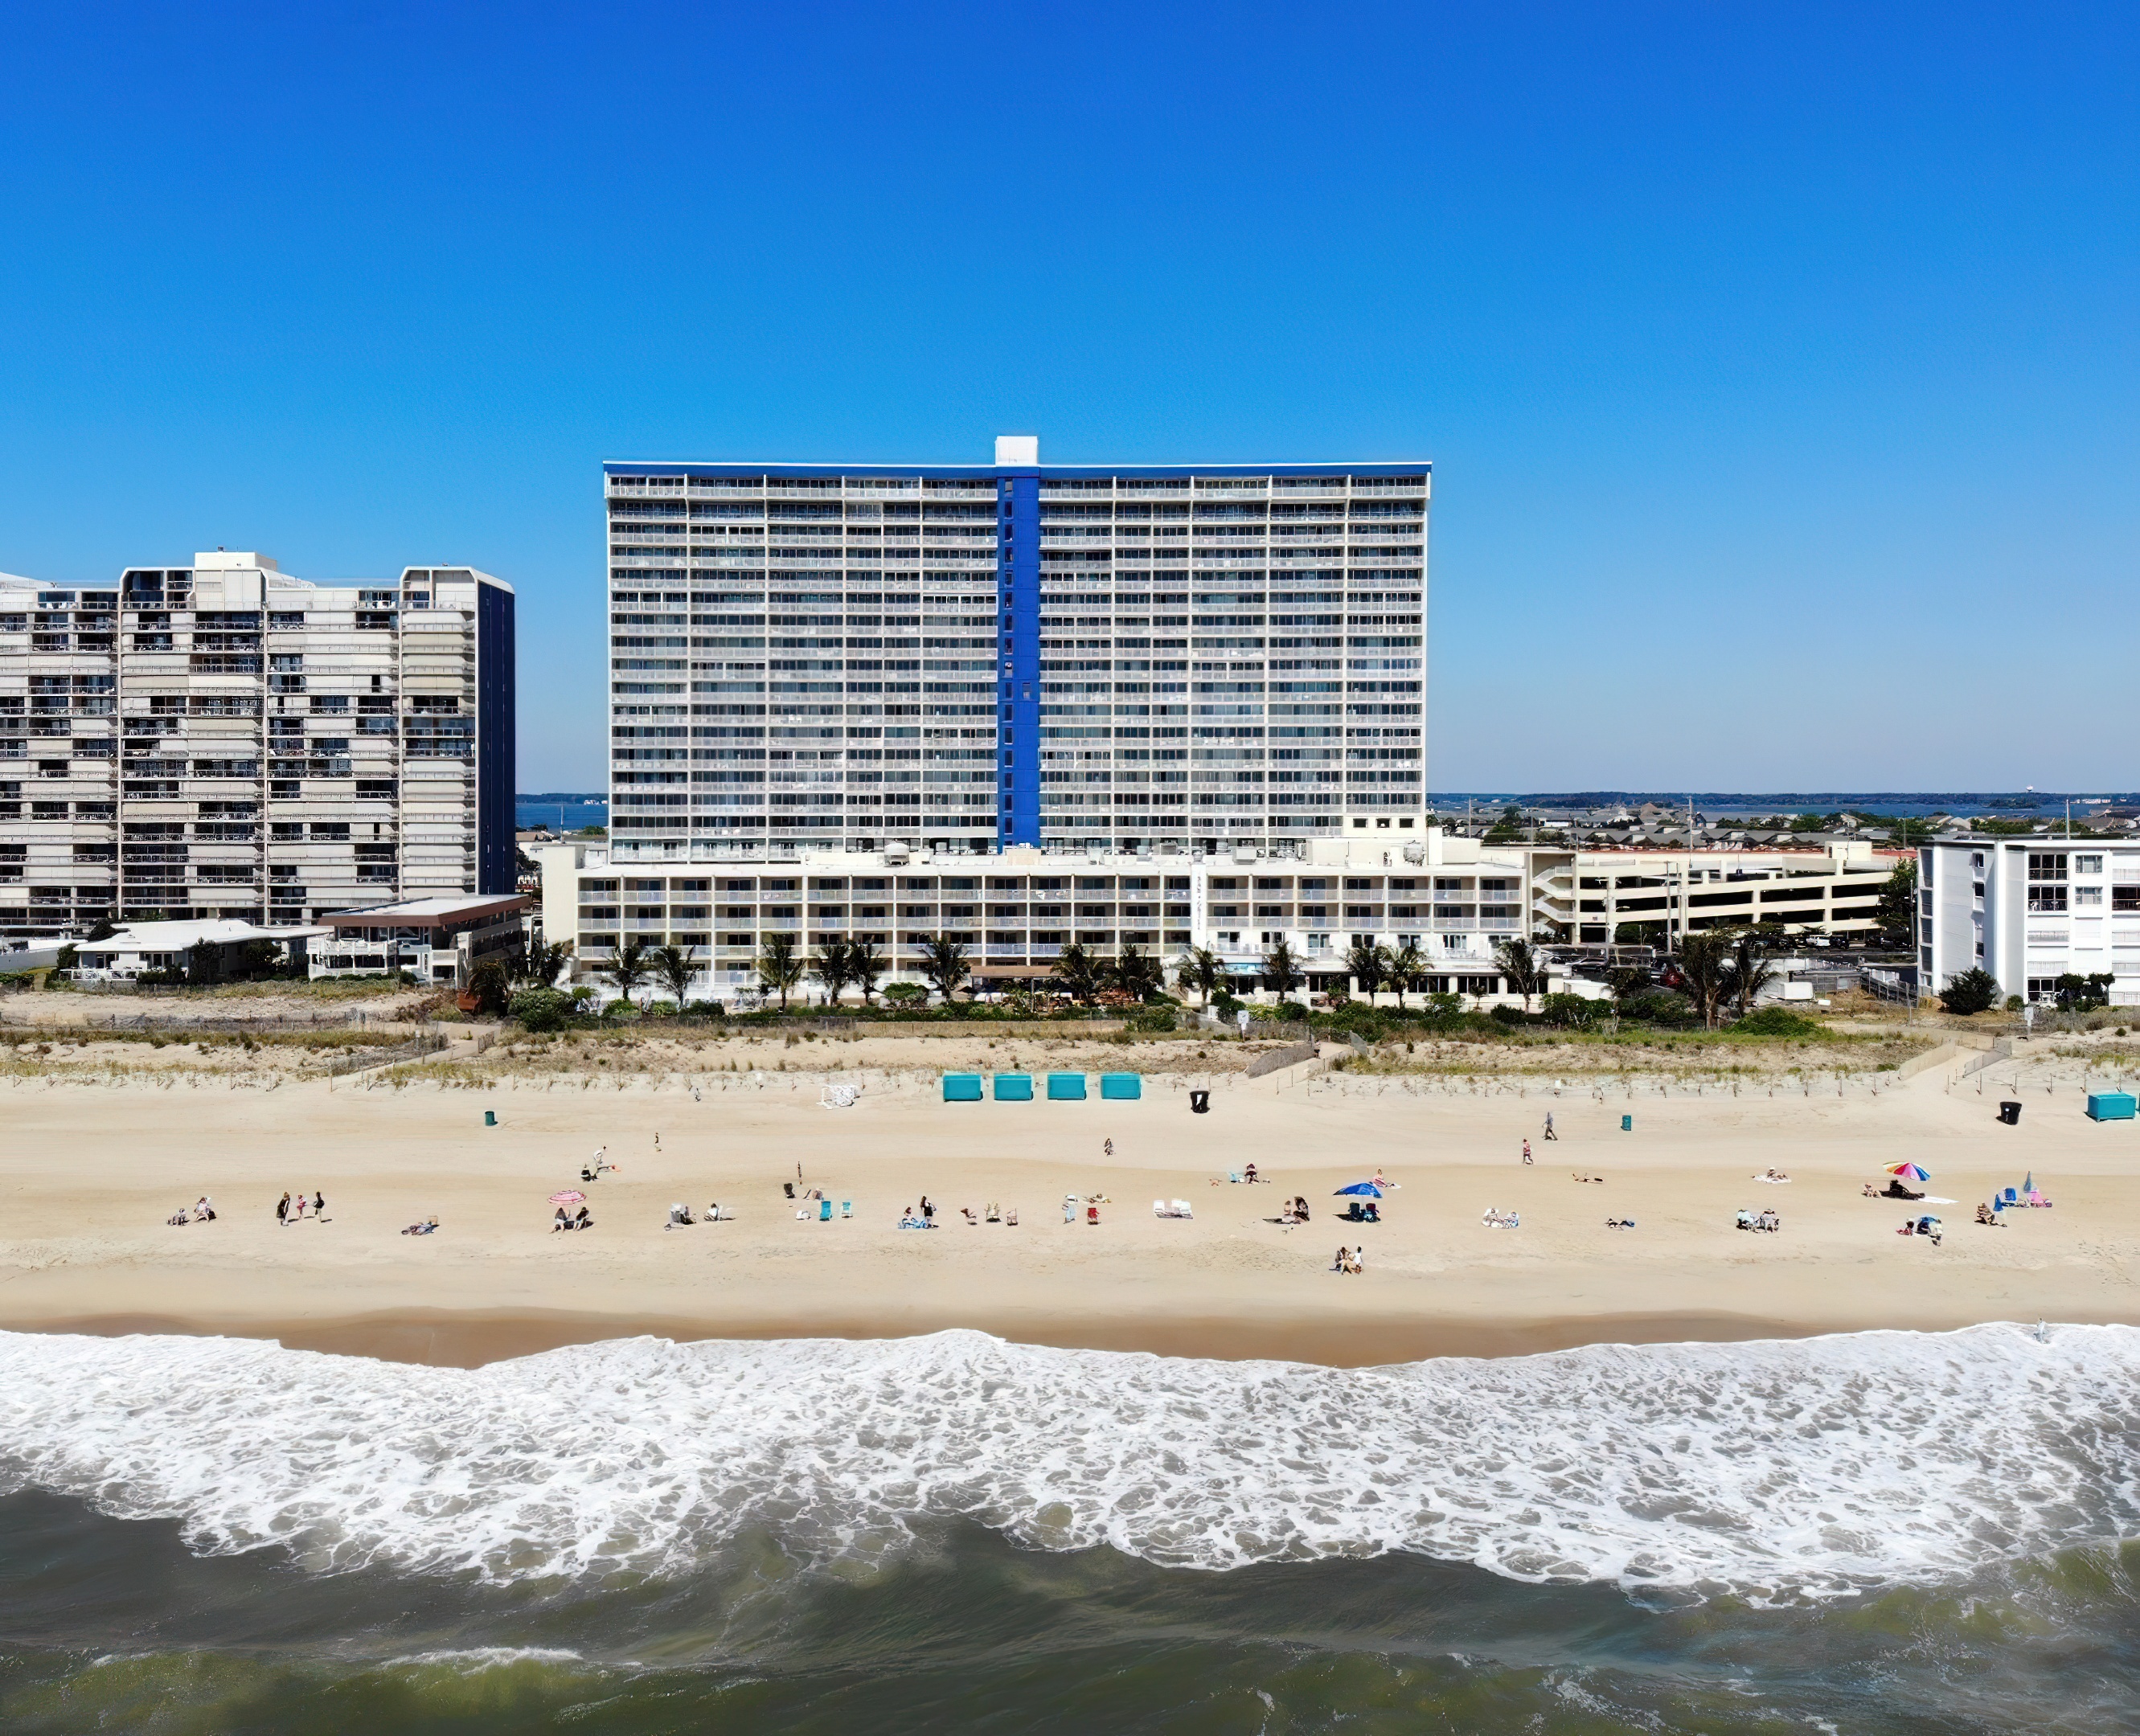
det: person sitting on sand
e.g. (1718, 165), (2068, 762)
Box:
(1881, 1178), (1925, 1202)
(1862, 1182), (1879, 1198)
(1244, 1163), (1260, 1184)
(573, 1205), (592, 1230)
(553, 1207), (574, 1232)
(1332, 1245), (1351, 1272)
(1293, 1195), (1310, 1222)
(1976, 1202), (2003, 1226)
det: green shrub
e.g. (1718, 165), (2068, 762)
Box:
(508, 989), (574, 1033)
(1729, 1005), (1826, 1038)
(1539, 992), (1609, 1028)
(1938, 967), (2001, 1017)
(1616, 990), (1699, 1029)
(1488, 1003), (1526, 1026)
(1211, 992), (1244, 1017)
(1125, 1005), (1177, 1033)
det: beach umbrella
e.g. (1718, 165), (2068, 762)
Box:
(548, 1189), (587, 1205)
(1333, 1181), (1384, 1198)
(1885, 1163), (1931, 1182)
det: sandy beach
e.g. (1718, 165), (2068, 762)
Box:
(2, 1050), (2133, 1365)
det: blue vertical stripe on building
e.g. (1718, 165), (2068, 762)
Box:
(1001, 471), (1041, 845)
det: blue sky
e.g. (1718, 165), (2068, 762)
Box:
(1, 2), (2133, 792)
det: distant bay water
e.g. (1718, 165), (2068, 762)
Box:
(515, 792), (607, 832)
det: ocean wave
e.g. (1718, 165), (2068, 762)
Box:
(0, 1323), (2135, 1600)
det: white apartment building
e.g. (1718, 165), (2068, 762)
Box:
(604, 436), (1427, 865)
(1920, 837), (2140, 1005)
(1, 553), (516, 937)
(540, 831), (1899, 1004)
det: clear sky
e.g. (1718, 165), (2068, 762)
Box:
(1, 2), (2133, 792)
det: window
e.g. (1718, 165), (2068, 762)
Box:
(2076, 886), (2103, 907)
(2114, 886), (2140, 914)
(2028, 853), (2068, 882)
(2027, 884), (2068, 914)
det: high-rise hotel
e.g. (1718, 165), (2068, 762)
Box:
(605, 437), (1427, 863)
(0, 552), (515, 938)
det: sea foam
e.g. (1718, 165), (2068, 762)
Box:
(0, 1323), (2135, 1600)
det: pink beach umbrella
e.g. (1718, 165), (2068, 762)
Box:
(1885, 1163), (1931, 1183)
(548, 1189), (588, 1206)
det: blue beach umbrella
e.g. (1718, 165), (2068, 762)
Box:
(1333, 1181), (1384, 1198)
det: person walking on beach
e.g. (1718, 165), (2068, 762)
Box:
(1103, 1137), (1114, 1158)
(312, 1189), (326, 1222)
(1522, 1139), (1532, 1165)
(1544, 1112), (1557, 1141)
(276, 1191), (290, 1226)
(920, 1195), (935, 1224)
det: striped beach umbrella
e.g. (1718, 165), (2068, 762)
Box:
(1885, 1162), (1931, 1183)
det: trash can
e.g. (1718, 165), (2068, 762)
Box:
(1999, 1100), (2023, 1125)
(1621, 1113), (1633, 1132)
(483, 1110), (496, 1127)
(1191, 1089), (1211, 1115)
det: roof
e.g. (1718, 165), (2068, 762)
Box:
(322, 895), (530, 930)
(604, 459), (1429, 481)
(78, 919), (326, 954)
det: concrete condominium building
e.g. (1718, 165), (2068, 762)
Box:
(1919, 837), (2140, 1005)
(542, 832), (1899, 1003)
(604, 436), (1427, 863)
(0, 552), (515, 937)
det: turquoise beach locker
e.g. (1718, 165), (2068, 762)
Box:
(1100, 1073), (1142, 1099)
(1047, 1072), (1087, 1100)
(994, 1073), (1033, 1100)
(2086, 1091), (2136, 1121)
(942, 1073), (983, 1101)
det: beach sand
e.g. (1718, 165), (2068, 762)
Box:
(1, 1062), (2131, 1366)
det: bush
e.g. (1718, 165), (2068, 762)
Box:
(1211, 992), (1244, 1017)
(1124, 1005), (1177, 1033)
(1488, 1003), (1526, 1026)
(601, 997), (639, 1020)
(466, 959), (511, 1017)
(1616, 990), (1700, 1029)
(507, 988), (574, 1032)
(1275, 1000), (1310, 1022)
(1938, 967), (2001, 1017)
(2004, 995), (2025, 1013)
(883, 982), (928, 1006)
(1539, 992), (1609, 1029)
(1729, 1005), (1826, 1038)
(683, 999), (727, 1017)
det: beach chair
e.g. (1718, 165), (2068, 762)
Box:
(1004, 1206), (1019, 1225)
(1153, 1198), (1168, 1216)
(1171, 1198), (1193, 1218)
(2002, 1187), (2019, 1206)
(1228, 1169), (1243, 1184)
(819, 1198), (832, 1222)
(841, 1200), (852, 1218)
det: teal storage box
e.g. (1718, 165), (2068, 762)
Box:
(942, 1073), (983, 1102)
(994, 1072), (1033, 1100)
(2086, 1091), (2136, 1121)
(1047, 1072), (1088, 1100)
(1101, 1072), (1142, 1099)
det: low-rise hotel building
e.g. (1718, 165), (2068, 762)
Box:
(1919, 837), (2140, 1005)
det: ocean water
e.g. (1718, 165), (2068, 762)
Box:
(1, 1323), (2136, 1732)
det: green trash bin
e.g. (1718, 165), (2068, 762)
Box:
(1621, 1113), (1632, 1132)
(484, 1109), (496, 1127)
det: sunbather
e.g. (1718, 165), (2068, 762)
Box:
(1976, 1202), (2002, 1226)
(400, 1218), (439, 1235)
(1736, 1209), (1754, 1230)
(553, 1207), (572, 1233)
(1332, 1245), (1353, 1272)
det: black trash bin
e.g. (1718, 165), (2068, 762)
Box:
(1999, 1100), (2023, 1125)
(1190, 1089), (1211, 1115)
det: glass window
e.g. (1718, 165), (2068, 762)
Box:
(2027, 853), (2068, 882)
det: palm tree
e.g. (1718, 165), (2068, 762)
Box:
(1675, 930), (1734, 1030)
(756, 932), (806, 1010)
(603, 940), (655, 1005)
(847, 938), (886, 1004)
(1174, 944), (1224, 1009)
(1723, 926), (1780, 1020)
(1110, 940), (1165, 1002)
(1051, 940), (1104, 1005)
(1261, 938), (1304, 1005)
(920, 934), (971, 1007)
(807, 936), (854, 1009)
(513, 936), (574, 989)
(650, 943), (695, 1007)
(1491, 936), (1548, 1013)
(1344, 936), (1385, 1001)
(1385, 938), (1425, 1009)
